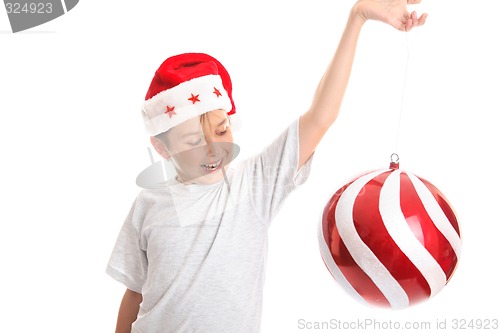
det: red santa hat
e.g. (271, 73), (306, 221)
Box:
(141, 53), (236, 136)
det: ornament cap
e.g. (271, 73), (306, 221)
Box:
(390, 153), (400, 170)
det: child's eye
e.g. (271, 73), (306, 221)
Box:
(217, 124), (229, 136)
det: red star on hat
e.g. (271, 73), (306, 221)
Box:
(165, 105), (176, 118)
(188, 93), (200, 104)
(213, 87), (222, 97)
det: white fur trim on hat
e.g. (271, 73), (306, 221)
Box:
(141, 74), (232, 136)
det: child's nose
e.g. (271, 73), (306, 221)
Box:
(205, 141), (219, 157)
(205, 133), (221, 146)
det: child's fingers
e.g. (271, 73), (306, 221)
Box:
(409, 13), (427, 28)
(405, 11), (427, 31)
(416, 13), (428, 26)
(403, 18), (413, 32)
(407, 0), (422, 4)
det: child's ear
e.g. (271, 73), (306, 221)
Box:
(150, 136), (171, 160)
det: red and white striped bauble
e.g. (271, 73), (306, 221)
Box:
(319, 162), (461, 309)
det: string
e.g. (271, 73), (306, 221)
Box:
(393, 29), (413, 160)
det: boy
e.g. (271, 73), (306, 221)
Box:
(106, 1), (427, 332)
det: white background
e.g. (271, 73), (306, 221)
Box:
(1, 1), (499, 332)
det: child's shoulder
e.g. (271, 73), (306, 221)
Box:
(133, 185), (176, 211)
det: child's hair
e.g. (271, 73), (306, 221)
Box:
(155, 111), (230, 148)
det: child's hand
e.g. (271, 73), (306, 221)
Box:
(353, 0), (428, 31)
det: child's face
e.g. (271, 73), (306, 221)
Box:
(160, 109), (234, 185)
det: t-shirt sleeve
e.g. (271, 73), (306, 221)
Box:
(106, 198), (148, 293)
(245, 118), (313, 223)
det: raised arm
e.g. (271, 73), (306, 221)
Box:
(298, 0), (427, 168)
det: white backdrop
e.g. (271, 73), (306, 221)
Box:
(1, 1), (499, 332)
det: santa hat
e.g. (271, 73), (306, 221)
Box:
(141, 53), (236, 136)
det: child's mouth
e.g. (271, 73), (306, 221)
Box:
(200, 158), (223, 172)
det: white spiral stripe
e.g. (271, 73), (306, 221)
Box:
(335, 170), (409, 310)
(379, 170), (447, 298)
(318, 220), (369, 306)
(407, 173), (462, 259)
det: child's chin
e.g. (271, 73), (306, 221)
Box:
(179, 164), (229, 185)
(189, 174), (218, 185)
(198, 164), (229, 184)
(190, 169), (224, 185)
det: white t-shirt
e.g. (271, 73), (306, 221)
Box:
(106, 119), (313, 333)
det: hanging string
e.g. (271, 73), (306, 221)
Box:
(392, 27), (414, 163)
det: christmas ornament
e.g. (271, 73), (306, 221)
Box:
(318, 156), (461, 309)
